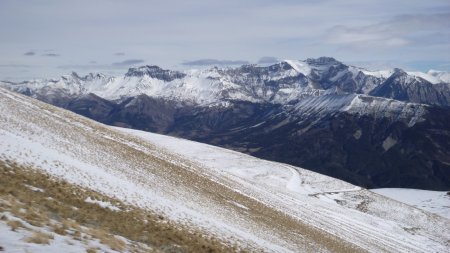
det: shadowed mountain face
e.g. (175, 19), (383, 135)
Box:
(369, 69), (450, 105)
(1, 57), (450, 190)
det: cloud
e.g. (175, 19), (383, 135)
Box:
(0, 64), (32, 68)
(325, 13), (450, 49)
(1, 1), (449, 80)
(111, 59), (145, 67)
(182, 59), (249, 66)
(57, 64), (107, 70)
(42, 53), (60, 57)
(405, 60), (450, 71)
(257, 56), (279, 64)
(24, 51), (35, 56)
(59, 59), (145, 70)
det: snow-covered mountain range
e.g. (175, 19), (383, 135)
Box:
(1, 57), (449, 191)
(0, 87), (449, 252)
(2, 57), (449, 106)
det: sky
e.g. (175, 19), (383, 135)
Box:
(0, 0), (449, 80)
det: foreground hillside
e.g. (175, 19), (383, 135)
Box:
(0, 87), (449, 252)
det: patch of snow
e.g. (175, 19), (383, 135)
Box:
(361, 69), (394, 79)
(283, 60), (311, 76)
(25, 185), (45, 193)
(382, 136), (397, 151)
(343, 95), (427, 127)
(84, 197), (121, 211)
(353, 129), (362, 140)
(371, 188), (450, 219)
(284, 165), (309, 194)
(250, 121), (265, 128)
(227, 201), (250, 211)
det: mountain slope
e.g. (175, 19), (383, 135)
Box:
(369, 68), (450, 105)
(1, 88), (450, 252)
(372, 188), (450, 219)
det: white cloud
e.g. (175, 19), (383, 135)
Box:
(258, 56), (279, 64)
(181, 59), (249, 66)
(325, 13), (450, 49)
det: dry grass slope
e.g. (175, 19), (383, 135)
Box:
(0, 160), (242, 253)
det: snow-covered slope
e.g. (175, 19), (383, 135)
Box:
(288, 93), (427, 127)
(0, 87), (449, 252)
(372, 189), (450, 219)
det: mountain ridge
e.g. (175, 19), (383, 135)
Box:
(2, 57), (449, 106)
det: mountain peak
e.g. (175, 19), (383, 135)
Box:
(387, 68), (410, 80)
(61, 72), (108, 82)
(60, 71), (81, 81)
(125, 65), (186, 81)
(393, 67), (406, 74)
(306, 57), (341, 66)
(71, 71), (80, 78)
(82, 72), (107, 81)
(125, 65), (163, 76)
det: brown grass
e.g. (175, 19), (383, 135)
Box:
(7, 220), (24, 231)
(51, 223), (68, 235)
(62, 219), (81, 232)
(89, 228), (125, 251)
(0, 160), (240, 253)
(25, 231), (54, 244)
(86, 248), (97, 253)
(72, 230), (82, 241)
